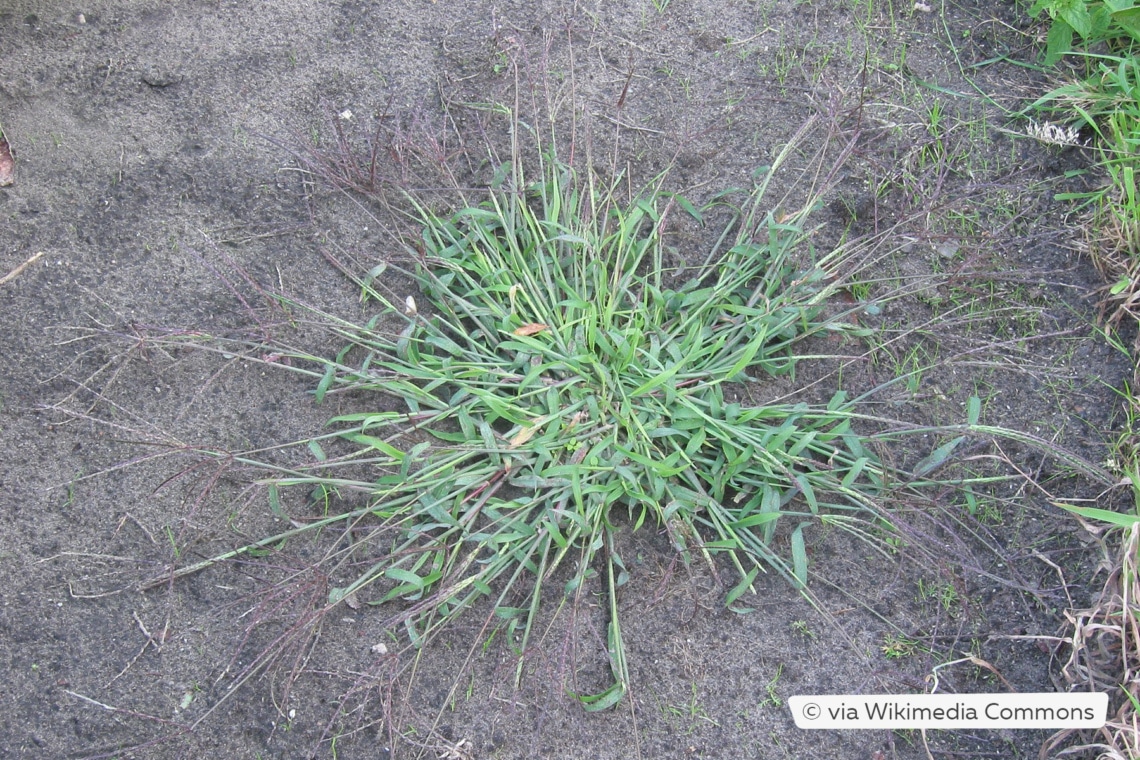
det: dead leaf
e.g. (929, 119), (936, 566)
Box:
(512, 323), (548, 336)
(960, 655), (1015, 690)
(0, 134), (14, 187)
(509, 424), (538, 448)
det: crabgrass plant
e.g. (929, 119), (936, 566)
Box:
(159, 128), (1081, 712)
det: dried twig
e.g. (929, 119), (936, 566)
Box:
(0, 250), (44, 285)
(104, 611), (171, 688)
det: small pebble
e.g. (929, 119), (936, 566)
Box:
(935, 241), (959, 259)
(141, 65), (180, 87)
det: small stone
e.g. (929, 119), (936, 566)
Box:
(141, 65), (180, 87)
(371, 642), (389, 655)
(935, 241), (959, 259)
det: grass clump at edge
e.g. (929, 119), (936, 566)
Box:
(1024, 0), (1140, 334)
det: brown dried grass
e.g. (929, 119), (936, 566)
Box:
(1042, 523), (1140, 759)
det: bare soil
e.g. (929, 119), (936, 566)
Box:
(1, 1), (1136, 759)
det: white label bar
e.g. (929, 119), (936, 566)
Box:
(789, 693), (1107, 729)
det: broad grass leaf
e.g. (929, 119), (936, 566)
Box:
(396, 321), (417, 361)
(384, 567), (443, 599)
(726, 566), (760, 612)
(967, 395), (981, 426)
(425, 334), (464, 356)
(791, 522), (810, 587)
(630, 357), (683, 397)
(307, 440), (327, 461)
(328, 411), (402, 426)
(684, 427), (707, 456)
(343, 433), (406, 462)
(427, 428), (467, 443)
(314, 363), (336, 403)
(841, 457), (871, 488)
(267, 483), (287, 520)
(575, 681), (625, 712)
(726, 330), (767, 380)
(1055, 502), (1140, 528)
(913, 436), (965, 477)
(795, 474), (818, 513)
(760, 485), (781, 542)
(788, 430), (818, 457)
(671, 193), (704, 225)
(963, 487), (979, 516)
(730, 512), (783, 530)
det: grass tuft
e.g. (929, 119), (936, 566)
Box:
(1046, 504), (1140, 758)
(114, 80), (1122, 738)
(171, 120), (921, 709)
(148, 103), (1120, 717)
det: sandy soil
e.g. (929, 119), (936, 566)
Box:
(1, 1), (1136, 758)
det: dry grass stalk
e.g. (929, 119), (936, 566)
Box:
(0, 250), (44, 285)
(1043, 523), (1140, 759)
